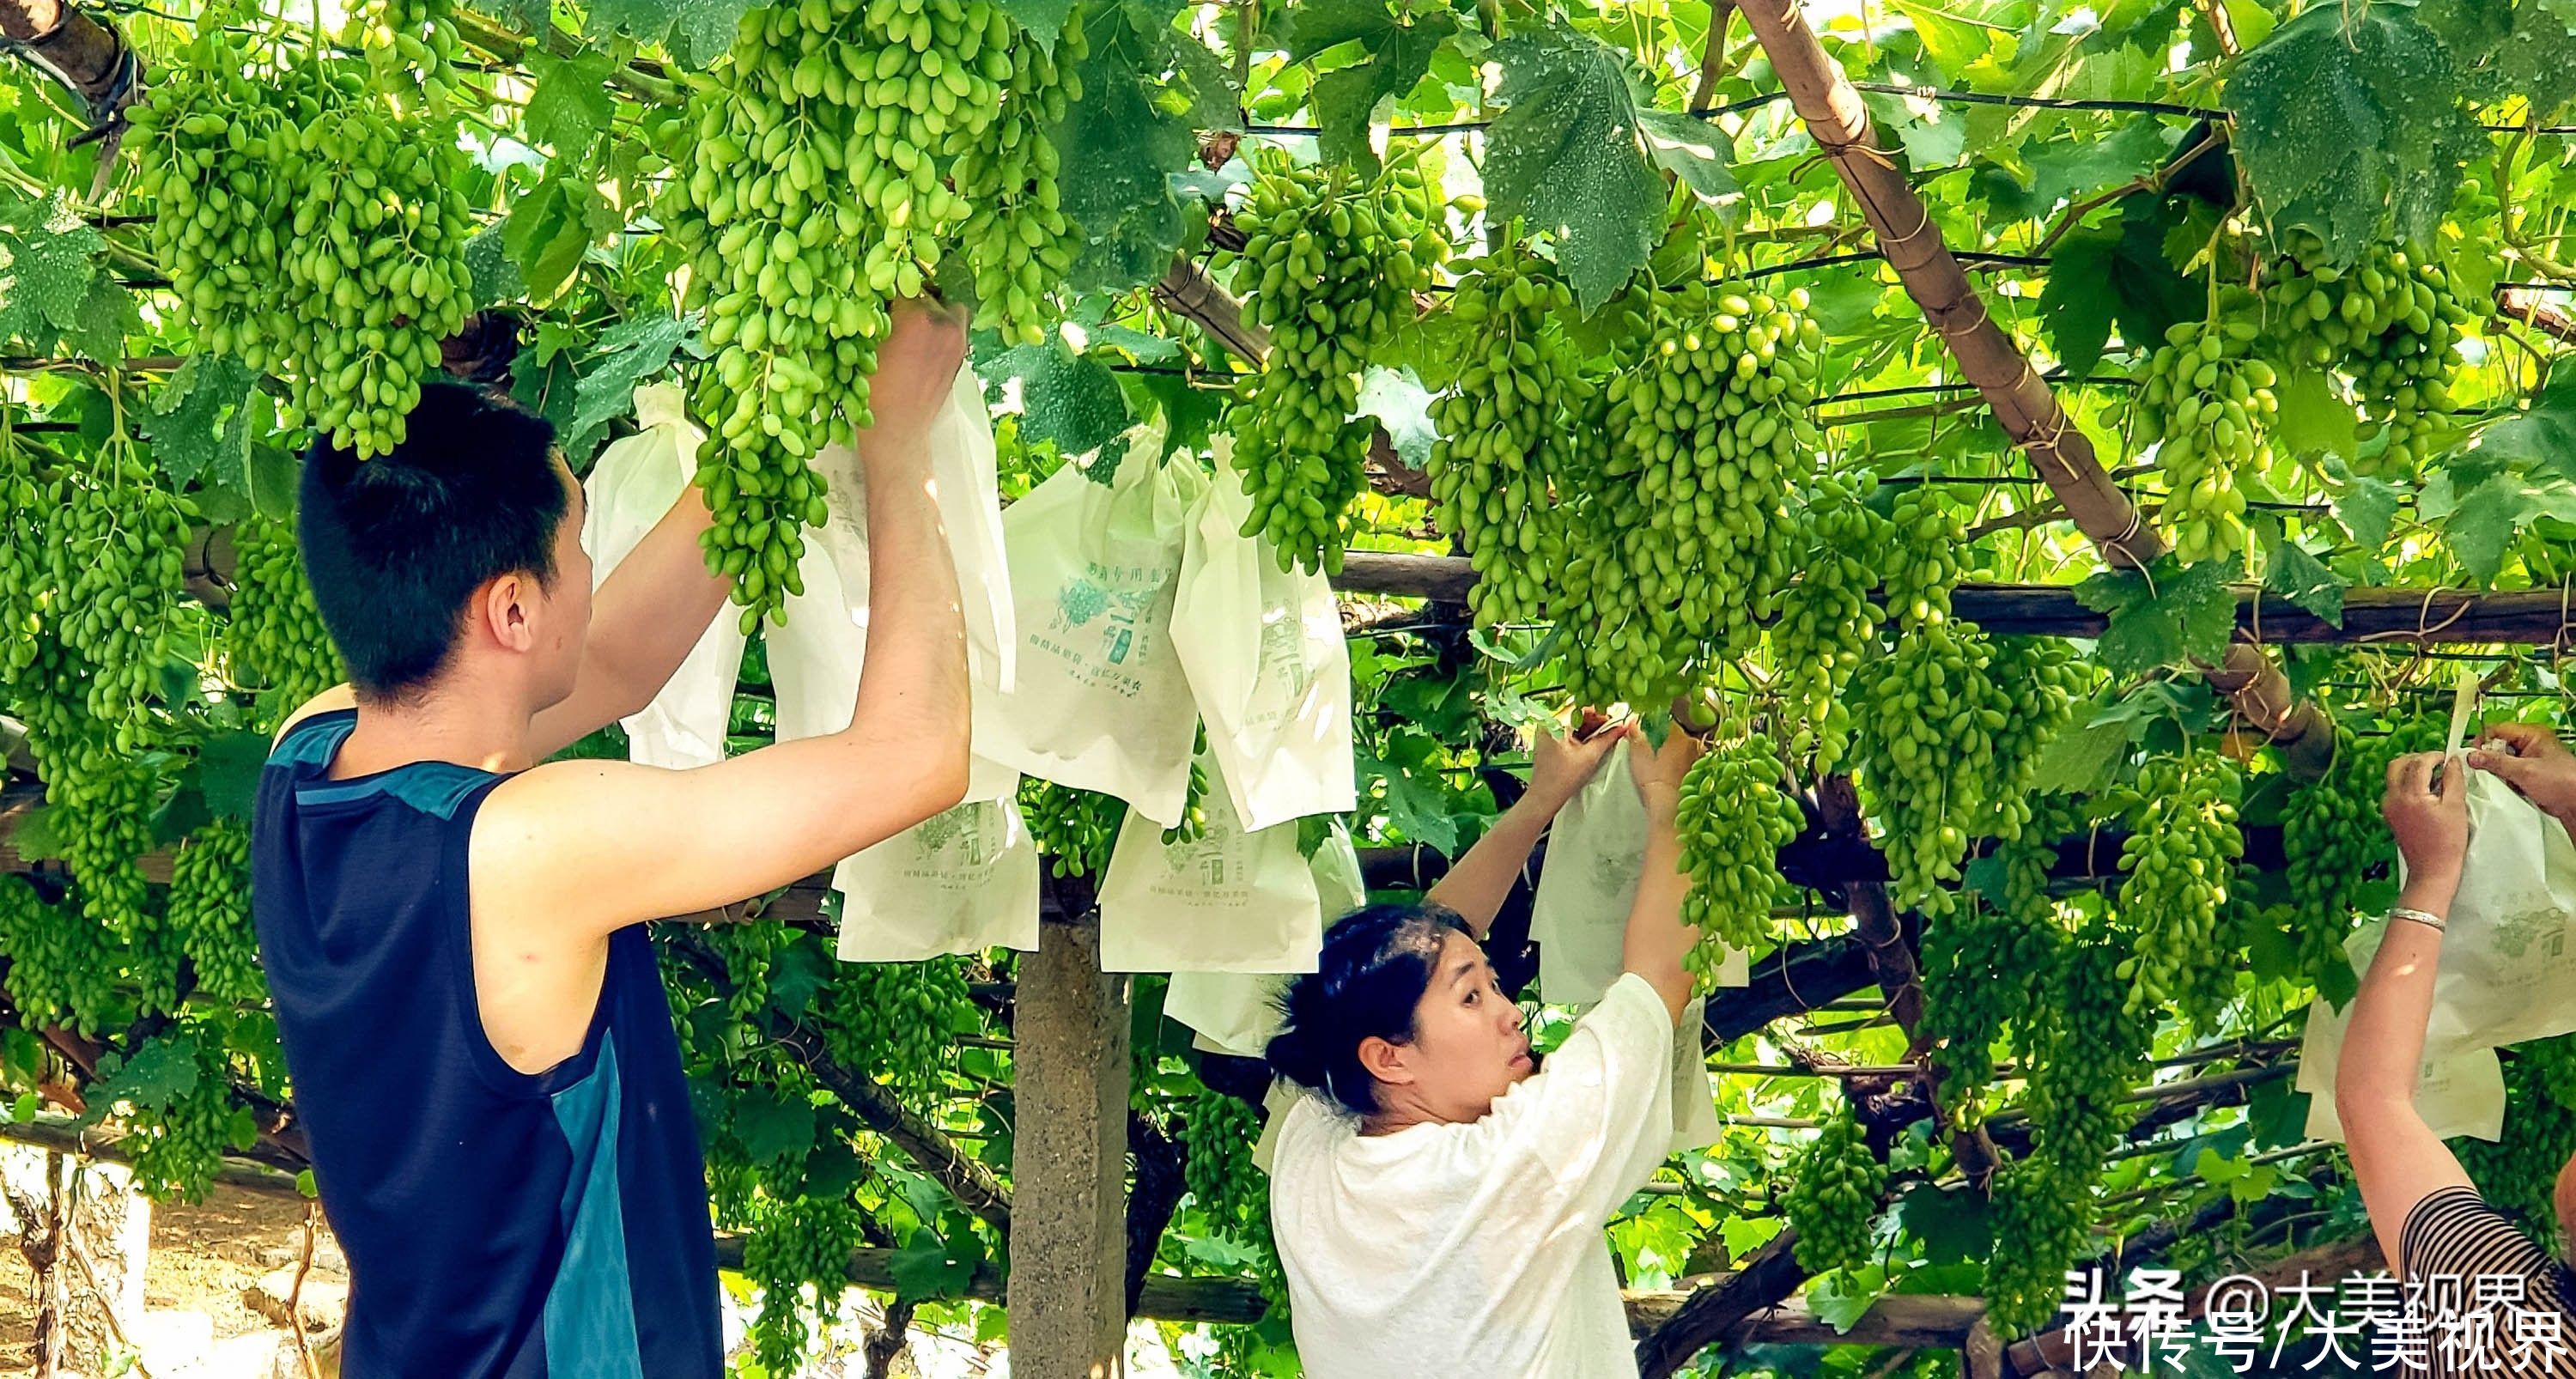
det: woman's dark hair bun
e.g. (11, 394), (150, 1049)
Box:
(1265, 902), (1473, 1116)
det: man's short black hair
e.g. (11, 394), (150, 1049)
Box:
(296, 381), (569, 702)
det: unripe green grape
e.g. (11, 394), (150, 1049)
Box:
(2281, 715), (2443, 976)
(1424, 241), (1583, 629)
(1674, 734), (1801, 963)
(2262, 233), (2468, 478)
(46, 451), (191, 741)
(2112, 752), (2244, 1023)
(225, 515), (343, 728)
(1018, 778), (1123, 878)
(743, 1181), (865, 1375)
(2130, 298), (2276, 565)
(1784, 1103), (1885, 1274)
(0, 874), (118, 1038)
(819, 956), (971, 1097)
(1219, 148), (1449, 575)
(1770, 472), (1889, 770)
(1163, 729), (1213, 847)
(1878, 489), (1965, 634)
(1177, 1085), (1267, 1242)
(167, 820), (264, 1005)
(121, 1028), (246, 1203)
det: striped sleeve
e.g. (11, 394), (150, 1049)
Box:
(2400, 1186), (2576, 1379)
(2402, 1186), (2556, 1284)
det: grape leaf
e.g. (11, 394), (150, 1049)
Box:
(1288, 0), (1458, 171)
(1355, 366), (1437, 467)
(146, 354), (260, 492)
(1637, 110), (1739, 206)
(80, 1032), (201, 1125)
(2443, 471), (2576, 583)
(1358, 743), (1461, 856)
(1049, 1), (1206, 293)
(983, 342), (1130, 458)
(2259, 529), (2347, 627)
(1485, 27), (1664, 313)
(994, 0), (1073, 48)
(2027, 710), (2130, 793)
(2036, 236), (2119, 380)
(523, 52), (618, 156)
(462, 0), (547, 32)
(1857, 91), (1966, 169)
(2330, 468), (2402, 547)
(2224, 3), (2478, 264)
(2035, 205), (2194, 380)
(2072, 555), (2241, 676)
(0, 190), (124, 360)
(1896, 1183), (1993, 1266)
(2271, 365), (2360, 465)
(2482, 361), (2576, 472)
(729, 1086), (816, 1165)
(888, 1221), (984, 1302)
(502, 177), (595, 303)
(586, 0), (759, 67)
(562, 313), (691, 465)
(465, 224), (526, 309)
(2019, 119), (2175, 214)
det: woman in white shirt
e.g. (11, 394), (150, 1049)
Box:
(1264, 725), (1704, 1377)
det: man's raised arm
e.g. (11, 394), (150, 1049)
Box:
(477, 302), (975, 932)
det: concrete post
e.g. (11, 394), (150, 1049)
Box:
(1006, 915), (1131, 1377)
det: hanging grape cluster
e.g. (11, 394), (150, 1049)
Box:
(1163, 738), (1213, 847)
(1425, 242), (1582, 627)
(1221, 148), (1446, 574)
(820, 957), (969, 1096)
(665, 0), (1070, 627)
(0, 430), (41, 683)
(743, 1182), (866, 1375)
(2459, 1035), (2576, 1233)
(1785, 1103), (1886, 1274)
(2264, 234), (2469, 476)
(1019, 778), (1123, 878)
(0, 875), (118, 1037)
(1879, 489), (1966, 633)
(118, 1029), (250, 1201)
(46, 445), (191, 745)
(224, 515), (343, 726)
(1981, 924), (2148, 1331)
(12, 639), (173, 1016)
(2281, 716), (2440, 977)
(127, 21), (473, 458)
(1674, 734), (1802, 961)
(2115, 753), (2245, 1022)
(1918, 840), (2069, 1112)
(1178, 1085), (1267, 1239)
(953, 22), (1085, 344)
(1769, 473), (1888, 770)
(2131, 303), (2278, 564)
(1850, 612), (2078, 921)
(1560, 282), (1823, 709)
(167, 819), (263, 1005)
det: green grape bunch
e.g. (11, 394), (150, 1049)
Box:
(1177, 1085), (1267, 1240)
(1878, 489), (1966, 634)
(1674, 734), (1803, 960)
(0, 875), (118, 1037)
(225, 515), (344, 727)
(2282, 717), (2442, 975)
(123, 1030), (251, 1202)
(2114, 752), (2245, 1021)
(1019, 778), (1123, 878)
(2130, 303), (2278, 565)
(2263, 233), (2470, 476)
(0, 429), (44, 683)
(665, 0), (1066, 627)
(1562, 283), (1825, 709)
(127, 23), (474, 459)
(1784, 1103), (1886, 1274)
(168, 820), (264, 1005)
(1163, 732), (1213, 847)
(952, 21), (1086, 344)
(46, 450), (192, 745)
(1220, 148), (1447, 574)
(1425, 241), (1583, 627)
(1848, 623), (2008, 916)
(1770, 472), (1890, 769)
(821, 957), (970, 1095)
(15, 640), (163, 1004)
(743, 1186), (866, 1375)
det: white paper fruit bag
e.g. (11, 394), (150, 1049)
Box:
(1164, 822), (1369, 1056)
(1172, 437), (1356, 832)
(1098, 754), (1330, 975)
(833, 793), (1042, 961)
(580, 384), (741, 768)
(1531, 738), (1748, 1006)
(973, 421), (1206, 823)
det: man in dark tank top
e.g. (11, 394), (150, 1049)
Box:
(252, 301), (974, 1376)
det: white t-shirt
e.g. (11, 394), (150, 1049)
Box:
(1267, 972), (1678, 1377)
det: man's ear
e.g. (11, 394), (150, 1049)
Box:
(1357, 1035), (1414, 1088)
(478, 572), (537, 653)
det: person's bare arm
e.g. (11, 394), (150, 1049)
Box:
(1621, 729), (1704, 1024)
(1425, 720), (1625, 938)
(526, 483), (731, 760)
(475, 302), (974, 933)
(2337, 750), (2473, 1273)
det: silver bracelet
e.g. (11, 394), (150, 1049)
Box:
(2390, 905), (2449, 934)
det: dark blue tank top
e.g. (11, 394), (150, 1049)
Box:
(251, 709), (721, 1377)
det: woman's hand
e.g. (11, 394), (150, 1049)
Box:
(2468, 722), (2576, 825)
(2383, 750), (2469, 894)
(1522, 715), (1629, 818)
(1630, 726), (1705, 826)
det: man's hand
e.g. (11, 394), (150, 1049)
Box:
(1522, 714), (1629, 817)
(859, 298), (969, 458)
(2468, 722), (2576, 825)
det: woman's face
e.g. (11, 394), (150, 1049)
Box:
(1362, 931), (1534, 1124)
